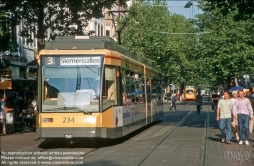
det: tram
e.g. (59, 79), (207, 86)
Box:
(184, 86), (196, 101)
(36, 36), (163, 139)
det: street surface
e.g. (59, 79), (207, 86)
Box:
(1, 101), (253, 166)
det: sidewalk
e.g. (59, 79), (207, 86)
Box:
(207, 110), (254, 166)
(1, 123), (34, 135)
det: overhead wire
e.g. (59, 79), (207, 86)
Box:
(124, 27), (210, 34)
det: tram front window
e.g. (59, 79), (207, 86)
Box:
(42, 66), (101, 112)
(186, 90), (193, 94)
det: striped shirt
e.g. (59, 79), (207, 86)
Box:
(232, 97), (253, 118)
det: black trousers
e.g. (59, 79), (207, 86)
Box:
(197, 104), (202, 114)
(170, 101), (177, 110)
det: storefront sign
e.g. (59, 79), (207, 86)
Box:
(0, 69), (12, 89)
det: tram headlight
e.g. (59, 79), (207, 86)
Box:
(43, 118), (53, 123)
(83, 117), (96, 124)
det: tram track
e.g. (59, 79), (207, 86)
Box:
(133, 104), (210, 166)
(135, 110), (193, 166)
(201, 107), (210, 166)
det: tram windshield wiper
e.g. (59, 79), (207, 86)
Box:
(44, 107), (91, 114)
(76, 107), (91, 114)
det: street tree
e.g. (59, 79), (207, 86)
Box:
(119, 0), (199, 87)
(0, 0), (127, 51)
(194, 5), (254, 88)
(197, 0), (254, 20)
(0, 12), (7, 36)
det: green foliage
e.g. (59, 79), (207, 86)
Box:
(199, 0), (254, 20)
(120, 0), (254, 89)
(194, 4), (254, 88)
(0, 13), (7, 36)
(0, 0), (127, 50)
(119, 0), (198, 87)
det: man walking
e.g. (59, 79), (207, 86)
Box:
(250, 90), (254, 134)
(233, 90), (253, 145)
(216, 91), (233, 144)
(196, 92), (203, 115)
(212, 90), (219, 112)
(230, 91), (239, 141)
(169, 93), (177, 111)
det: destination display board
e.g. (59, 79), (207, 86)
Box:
(0, 69), (12, 89)
(43, 56), (102, 66)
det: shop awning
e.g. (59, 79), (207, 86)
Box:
(26, 59), (38, 66)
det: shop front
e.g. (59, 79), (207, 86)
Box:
(0, 62), (37, 134)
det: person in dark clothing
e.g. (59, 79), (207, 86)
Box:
(169, 93), (177, 111)
(212, 90), (219, 112)
(196, 92), (203, 115)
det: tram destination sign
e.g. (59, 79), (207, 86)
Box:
(44, 56), (101, 66)
(60, 57), (100, 65)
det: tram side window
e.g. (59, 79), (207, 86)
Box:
(102, 66), (116, 110)
(121, 68), (131, 105)
(151, 79), (162, 102)
(122, 71), (145, 105)
(156, 82), (162, 101)
(124, 70), (133, 105)
(134, 74), (144, 104)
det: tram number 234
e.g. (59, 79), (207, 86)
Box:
(63, 117), (75, 123)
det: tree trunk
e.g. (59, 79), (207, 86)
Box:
(234, 77), (238, 86)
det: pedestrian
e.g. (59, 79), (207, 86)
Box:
(232, 90), (253, 145)
(196, 92), (203, 115)
(0, 92), (6, 135)
(230, 91), (239, 141)
(248, 90), (254, 135)
(218, 84), (224, 97)
(212, 90), (219, 112)
(30, 95), (37, 131)
(13, 92), (19, 116)
(216, 91), (233, 144)
(169, 93), (177, 111)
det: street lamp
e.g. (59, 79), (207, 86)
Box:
(243, 74), (249, 88)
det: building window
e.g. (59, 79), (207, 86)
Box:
(94, 22), (97, 36)
(98, 25), (100, 36)
(101, 27), (103, 36)
(106, 30), (110, 36)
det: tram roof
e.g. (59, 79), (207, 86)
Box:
(44, 36), (157, 70)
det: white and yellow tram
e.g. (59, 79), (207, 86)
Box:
(36, 36), (163, 139)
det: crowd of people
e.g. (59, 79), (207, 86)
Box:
(215, 90), (254, 145)
(0, 90), (37, 135)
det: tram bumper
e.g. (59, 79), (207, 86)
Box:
(41, 127), (101, 138)
(40, 127), (123, 139)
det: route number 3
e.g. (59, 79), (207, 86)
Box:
(63, 117), (75, 123)
(45, 57), (55, 65)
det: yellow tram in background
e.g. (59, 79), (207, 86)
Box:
(36, 36), (163, 139)
(184, 86), (197, 101)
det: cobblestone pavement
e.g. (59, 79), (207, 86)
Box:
(0, 126), (44, 152)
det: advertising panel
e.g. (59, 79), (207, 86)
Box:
(123, 106), (132, 126)
(113, 107), (123, 127)
(0, 69), (12, 89)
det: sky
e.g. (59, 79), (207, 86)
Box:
(166, 0), (203, 18)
